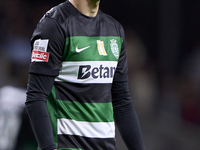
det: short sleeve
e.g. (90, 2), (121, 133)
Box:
(29, 17), (65, 76)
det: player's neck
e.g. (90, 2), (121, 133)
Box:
(69, 0), (100, 17)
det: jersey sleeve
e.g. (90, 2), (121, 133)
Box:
(29, 16), (65, 76)
(112, 24), (146, 150)
(113, 24), (128, 82)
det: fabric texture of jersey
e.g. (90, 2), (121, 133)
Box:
(30, 1), (128, 150)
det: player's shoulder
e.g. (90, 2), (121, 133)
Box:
(99, 10), (123, 29)
(99, 11), (125, 37)
(39, 1), (73, 24)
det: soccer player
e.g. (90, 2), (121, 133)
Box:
(25, 0), (146, 150)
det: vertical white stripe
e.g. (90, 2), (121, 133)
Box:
(57, 118), (115, 138)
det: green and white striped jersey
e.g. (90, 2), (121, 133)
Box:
(30, 1), (128, 150)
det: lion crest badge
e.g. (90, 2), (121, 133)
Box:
(110, 39), (119, 59)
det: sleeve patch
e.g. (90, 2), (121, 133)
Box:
(31, 50), (50, 62)
(31, 39), (50, 62)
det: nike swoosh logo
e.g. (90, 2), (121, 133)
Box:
(76, 46), (90, 53)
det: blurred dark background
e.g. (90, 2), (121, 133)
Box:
(0, 0), (200, 150)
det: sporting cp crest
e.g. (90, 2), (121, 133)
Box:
(97, 40), (107, 56)
(110, 39), (119, 59)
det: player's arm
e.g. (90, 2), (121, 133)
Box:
(25, 12), (65, 150)
(26, 74), (56, 150)
(112, 25), (145, 150)
(112, 76), (145, 150)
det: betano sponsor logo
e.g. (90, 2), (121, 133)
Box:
(78, 65), (116, 79)
(55, 61), (117, 83)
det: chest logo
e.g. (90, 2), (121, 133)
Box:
(97, 40), (107, 56)
(76, 46), (90, 53)
(110, 39), (119, 59)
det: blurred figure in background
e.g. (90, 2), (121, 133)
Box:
(0, 85), (26, 150)
(0, 1), (36, 148)
(0, 60), (37, 150)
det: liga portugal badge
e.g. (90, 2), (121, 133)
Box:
(31, 39), (50, 62)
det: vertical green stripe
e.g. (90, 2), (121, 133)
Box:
(47, 85), (58, 147)
(57, 100), (114, 122)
